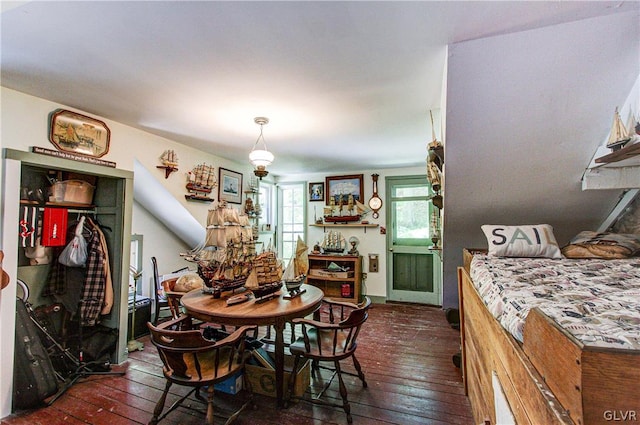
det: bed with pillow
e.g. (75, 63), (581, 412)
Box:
(458, 225), (640, 425)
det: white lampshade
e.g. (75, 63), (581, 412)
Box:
(249, 149), (274, 168)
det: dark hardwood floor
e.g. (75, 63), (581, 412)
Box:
(2, 302), (472, 425)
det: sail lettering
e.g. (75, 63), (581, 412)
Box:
(490, 228), (508, 245)
(509, 228), (533, 245)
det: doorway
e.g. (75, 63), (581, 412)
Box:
(386, 175), (441, 305)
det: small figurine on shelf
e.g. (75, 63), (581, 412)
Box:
(244, 197), (255, 216)
(348, 236), (359, 256)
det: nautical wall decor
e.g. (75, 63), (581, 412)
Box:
(185, 163), (216, 202)
(48, 109), (110, 158)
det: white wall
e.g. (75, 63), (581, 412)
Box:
(442, 11), (640, 307)
(0, 87), (257, 295)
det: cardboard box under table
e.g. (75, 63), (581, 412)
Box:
(245, 355), (310, 398)
(214, 369), (243, 395)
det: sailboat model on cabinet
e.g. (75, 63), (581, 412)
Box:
(606, 108), (631, 151)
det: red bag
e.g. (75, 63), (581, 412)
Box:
(41, 208), (67, 247)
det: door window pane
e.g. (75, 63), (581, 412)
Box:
(394, 200), (430, 239)
(391, 177), (433, 246)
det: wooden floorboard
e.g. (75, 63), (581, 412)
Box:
(2, 302), (472, 425)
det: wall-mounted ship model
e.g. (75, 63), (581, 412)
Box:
(157, 149), (179, 178)
(185, 201), (255, 297)
(323, 193), (367, 223)
(185, 163), (217, 202)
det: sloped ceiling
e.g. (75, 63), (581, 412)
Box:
(1, 1), (638, 174)
(442, 11), (640, 307)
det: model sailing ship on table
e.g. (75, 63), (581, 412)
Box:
(184, 202), (313, 304)
(185, 163), (217, 202)
(185, 201), (255, 297)
(245, 246), (283, 302)
(282, 236), (308, 298)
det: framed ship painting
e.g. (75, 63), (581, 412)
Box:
(325, 174), (363, 205)
(309, 182), (324, 202)
(219, 167), (243, 204)
(48, 109), (110, 158)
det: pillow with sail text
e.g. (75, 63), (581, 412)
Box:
(481, 224), (563, 258)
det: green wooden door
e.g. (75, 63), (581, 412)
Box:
(386, 175), (441, 305)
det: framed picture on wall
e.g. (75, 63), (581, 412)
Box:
(219, 167), (243, 204)
(309, 182), (324, 202)
(48, 109), (111, 158)
(325, 174), (364, 205)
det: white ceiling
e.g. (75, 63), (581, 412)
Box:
(2, 1), (638, 175)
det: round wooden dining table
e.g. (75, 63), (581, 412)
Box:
(180, 284), (324, 407)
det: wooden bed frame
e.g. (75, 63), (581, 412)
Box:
(458, 249), (640, 425)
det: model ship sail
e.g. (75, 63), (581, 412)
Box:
(161, 149), (179, 167)
(185, 163), (217, 202)
(283, 236), (308, 294)
(245, 247), (283, 300)
(606, 108), (631, 151)
(187, 201), (255, 296)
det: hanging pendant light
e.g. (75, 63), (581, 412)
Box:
(249, 117), (274, 179)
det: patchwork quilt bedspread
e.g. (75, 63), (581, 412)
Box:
(470, 255), (640, 350)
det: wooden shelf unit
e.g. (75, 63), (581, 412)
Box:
(307, 254), (362, 303)
(594, 142), (640, 165)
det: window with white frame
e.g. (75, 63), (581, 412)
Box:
(258, 181), (274, 231)
(277, 182), (306, 262)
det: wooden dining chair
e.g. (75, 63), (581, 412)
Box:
(151, 257), (183, 324)
(161, 277), (184, 320)
(286, 296), (372, 423)
(147, 315), (256, 425)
